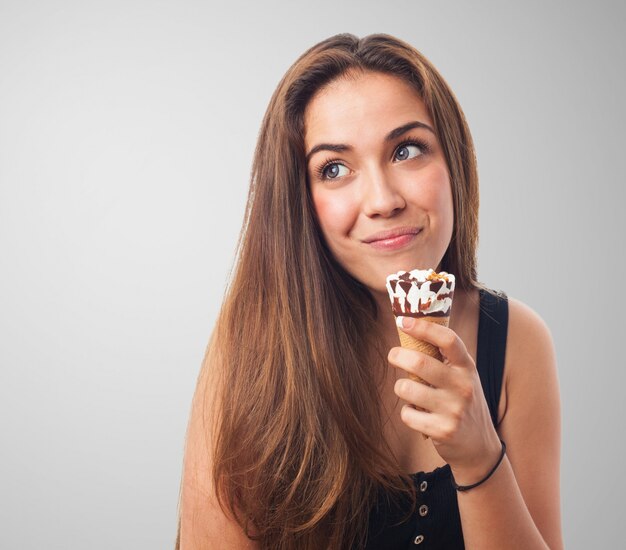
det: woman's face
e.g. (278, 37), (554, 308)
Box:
(304, 70), (454, 295)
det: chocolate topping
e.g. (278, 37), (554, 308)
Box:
(386, 268), (455, 317)
(429, 280), (444, 293)
(419, 299), (432, 312)
(389, 290), (455, 317)
(398, 280), (413, 295)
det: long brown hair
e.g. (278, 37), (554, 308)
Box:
(178, 32), (488, 549)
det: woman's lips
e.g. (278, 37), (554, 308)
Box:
(366, 230), (421, 250)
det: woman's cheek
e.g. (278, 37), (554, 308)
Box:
(311, 188), (358, 241)
(431, 165), (453, 207)
(411, 166), (453, 223)
(427, 167), (454, 242)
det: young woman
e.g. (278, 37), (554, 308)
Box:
(176, 33), (563, 550)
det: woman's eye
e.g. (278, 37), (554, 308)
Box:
(322, 163), (349, 179)
(395, 143), (423, 161)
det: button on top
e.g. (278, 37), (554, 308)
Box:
(419, 504), (429, 517)
(414, 534), (425, 545)
(420, 480), (428, 492)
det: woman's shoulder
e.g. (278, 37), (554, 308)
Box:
(504, 294), (555, 365)
(498, 292), (559, 426)
(477, 287), (553, 352)
(484, 290), (556, 389)
(495, 293), (563, 550)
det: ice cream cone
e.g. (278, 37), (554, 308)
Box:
(396, 315), (450, 380)
(386, 269), (456, 440)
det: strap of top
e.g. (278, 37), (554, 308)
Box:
(476, 288), (509, 427)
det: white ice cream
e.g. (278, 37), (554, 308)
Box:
(385, 268), (455, 316)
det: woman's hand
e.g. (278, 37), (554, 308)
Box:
(388, 316), (502, 484)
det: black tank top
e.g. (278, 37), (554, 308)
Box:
(361, 288), (509, 549)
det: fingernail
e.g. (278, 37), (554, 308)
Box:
(396, 316), (413, 329)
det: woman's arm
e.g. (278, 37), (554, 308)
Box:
(178, 354), (259, 550)
(450, 297), (563, 550)
(390, 297), (563, 550)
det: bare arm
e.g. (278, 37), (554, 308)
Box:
(390, 297), (563, 550)
(453, 297), (563, 550)
(178, 350), (259, 550)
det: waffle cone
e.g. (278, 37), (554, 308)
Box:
(396, 315), (449, 365)
(396, 315), (450, 440)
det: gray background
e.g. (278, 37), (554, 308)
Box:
(1, 1), (624, 548)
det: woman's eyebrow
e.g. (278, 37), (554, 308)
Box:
(305, 120), (435, 164)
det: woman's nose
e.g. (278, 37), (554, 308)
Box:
(361, 170), (406, 218)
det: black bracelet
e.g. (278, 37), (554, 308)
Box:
(450, 439), (507, 492)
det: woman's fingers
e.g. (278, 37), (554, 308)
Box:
(400, 405), (450, 440)
(396, 316), (472, 368)
(387, 346), (451, 387)
(394, 376), (438, 409)
(388, 321), (483, 441)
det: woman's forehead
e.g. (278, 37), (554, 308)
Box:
(303, 72), (433, 156)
